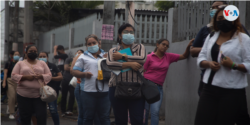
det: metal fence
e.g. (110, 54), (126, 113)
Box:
(38, 14), (97, 53)
(114, 14), (168, 44)
(38, 11), (168, 52)
(177, 1), (240, 41)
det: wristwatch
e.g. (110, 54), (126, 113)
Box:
(122, 54), (126, 60)
(232, 63), (238, 70)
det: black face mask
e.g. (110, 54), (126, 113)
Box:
(216, 20), (234, 33)
(27, 52), (38, 60)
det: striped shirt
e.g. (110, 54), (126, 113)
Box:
(106, 43), (146, 87)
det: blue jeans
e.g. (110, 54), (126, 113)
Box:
(1, 95), (7, 102)
(48, 99), (60, 125)
(75, 84), (100, 125)
(75, 83), (84, 125)
(144, 85), (163, 125)
(81, 91), (110, 125)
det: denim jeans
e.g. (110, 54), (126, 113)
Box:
(1, 95), (7, 102)
(144, 85), (163, 125)
(81, 91), (110, 125)
(48, 99), (60, 125)
(75, 84), (101, 125)
(109, 87), (145, 125)
(75, 84), (84, 125)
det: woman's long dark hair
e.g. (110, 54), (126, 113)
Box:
(154, 38), (170, 52)
(117, 23), (135, 44)
(39, 51), (49, 57)
(25, 45), (37, 53)
(212, 6), (243, 35)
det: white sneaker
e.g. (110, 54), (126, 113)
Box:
(9, 114), (15, 119)
(6, 105), (9, 114)
(66, 111), (73, 116)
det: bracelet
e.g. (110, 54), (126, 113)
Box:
(231, 62), (235, 69)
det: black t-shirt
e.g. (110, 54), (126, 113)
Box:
(63, 58), (73, 81)
(54, 53), (68, 73)
(207, 43), (220, 85)
(47, 62), (61, 94)
(4, 61), (17, 78)
(193, 26), (211, 48)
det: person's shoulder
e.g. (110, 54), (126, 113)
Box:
(16, 60), (24, 65)
(239, 32), (250, 42)
(239, 32), (249, 38)
(131, 43), (145, 52)
(147, 52), (154, 57)
(202, 25), (208, 29)
(133, 43), (144, 48)
(48, 62), (56, 67)
(38, 60), (47, 66)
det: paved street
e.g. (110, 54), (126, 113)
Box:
(1, 103), (77, 125)
(1, 103), (165, 125)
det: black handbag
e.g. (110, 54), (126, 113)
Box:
(115, 71), (142, 100)
(96, 59), (112, 92)
(136, 71), (160, 104)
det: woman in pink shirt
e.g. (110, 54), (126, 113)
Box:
(143, 38), (193, 125)
(11, 45), (52, 125)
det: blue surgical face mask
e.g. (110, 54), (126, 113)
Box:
(13, 56), (20, 61)
(75, 53), (78, 57)
(88, 44), (99, 53)
(210, 9), (217, 18)
(39, 58), (47, 63)
(122, 33), (135, 45)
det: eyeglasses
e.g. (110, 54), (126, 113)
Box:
(122, 30), (135, 34)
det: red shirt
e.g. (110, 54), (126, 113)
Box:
(143, 52), (180, 85)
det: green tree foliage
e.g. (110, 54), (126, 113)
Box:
(33, 1), (103, 30)
(154, 1), (175, 11)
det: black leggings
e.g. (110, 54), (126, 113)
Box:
(17, 94), (47, 125)
(61, 80), (75, 113)
(195, 84), (250, 125)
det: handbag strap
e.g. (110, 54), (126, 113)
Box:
(23, 60), (44, 88)
(96, 80), (104, 92)
(136, 70), (147, 84)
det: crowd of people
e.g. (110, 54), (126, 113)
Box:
(1, 1), (250, 125)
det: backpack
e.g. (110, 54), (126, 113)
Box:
(96, 58), (111, 92)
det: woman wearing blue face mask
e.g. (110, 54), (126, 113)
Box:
(72, 34), (110, 125)
(106, 23), (147, 125)
(38, 51), (63, 125)
(3, 51), (20, 119)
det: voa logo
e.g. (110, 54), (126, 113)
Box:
(223, 5), (239, 21)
